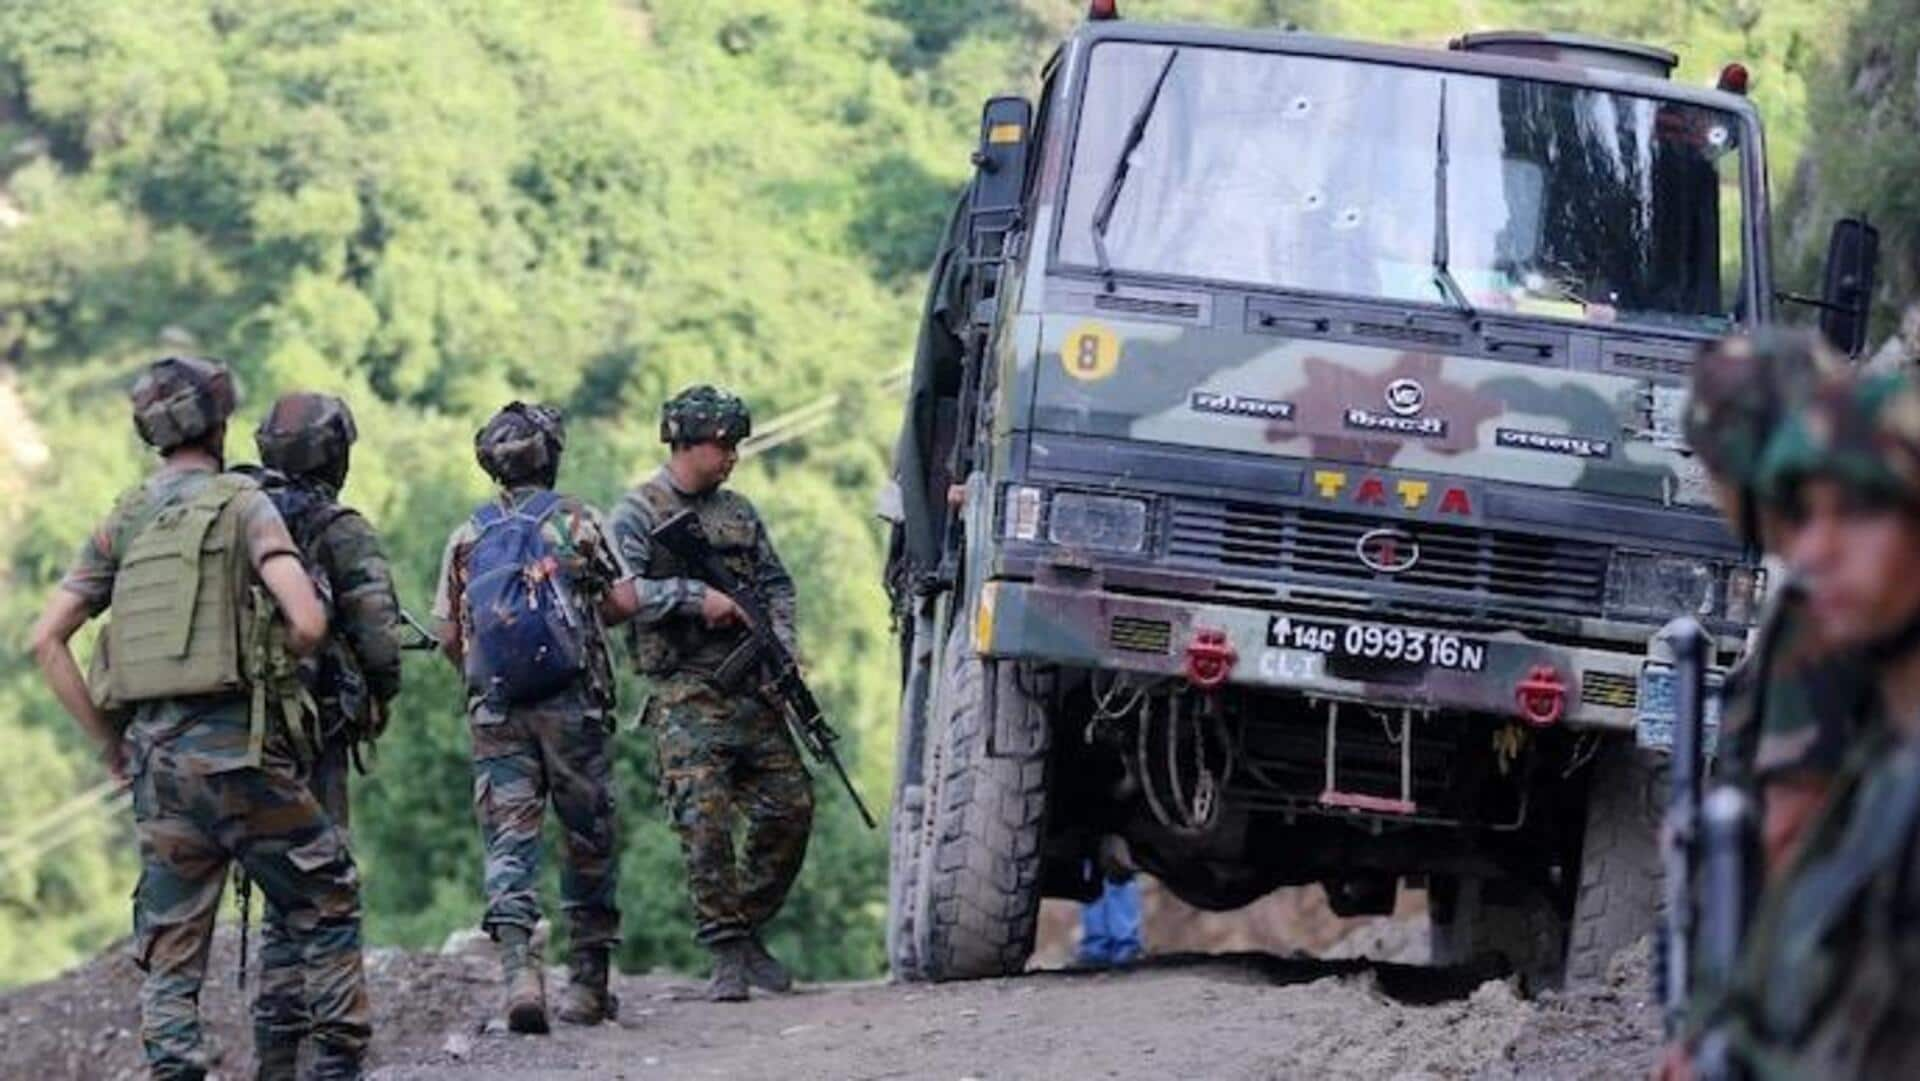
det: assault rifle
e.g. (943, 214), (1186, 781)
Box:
(1659, 618), (1754, 1081)
(651, 510), (879, 829)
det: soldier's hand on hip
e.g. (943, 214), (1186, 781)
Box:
(701, 589), (748, 629)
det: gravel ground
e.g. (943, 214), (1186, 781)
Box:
(0, 927), (1659, 1081)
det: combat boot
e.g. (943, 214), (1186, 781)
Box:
(498, 927), (550, 1034)
(706, 939), (751, 1003)
(555, 948), (619, 1025)
(742, 934), (794, 993)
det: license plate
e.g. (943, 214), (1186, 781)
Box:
(1266, 615), (1488, 673)
(1636, 662), (1725, 753)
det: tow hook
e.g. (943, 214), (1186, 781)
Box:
(1515, 666), (1567, 727)
(1184, 628), (1236, 690)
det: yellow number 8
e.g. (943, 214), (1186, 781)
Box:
(1061, 322), (1120, 381)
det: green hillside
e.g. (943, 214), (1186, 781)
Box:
(0, 0), (1858, 986)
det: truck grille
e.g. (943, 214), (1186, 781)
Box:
(1109, 615), (1174, 655)
(1166, 499), (1608, 617)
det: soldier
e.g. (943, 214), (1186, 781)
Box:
(246, 393), (404, 1077)
(1684, 331), (1869, 876)
(606, 385), (814, 1003)
(432, 402), (638, 1032)
(26, 357), (369, 1080)
(1670, 368), (1920, 1076)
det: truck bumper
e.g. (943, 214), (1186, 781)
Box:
(975, 580), (1677, 731)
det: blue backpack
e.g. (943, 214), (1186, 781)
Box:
(462, 490), (587, 706)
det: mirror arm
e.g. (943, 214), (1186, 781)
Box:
(1775, 291), (1862, 316)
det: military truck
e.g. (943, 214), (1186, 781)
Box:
(881, 6), (1877, 988)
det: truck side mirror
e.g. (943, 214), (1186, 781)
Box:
(968, 97), (1033, 233)
(1819, 217), (1879, 357)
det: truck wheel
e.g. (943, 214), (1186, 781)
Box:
(1566, 740), (1664, 986)
(914, 625), (1050, 981)
(1429, 876), (1566, 990)
(885, 609), (938, 980)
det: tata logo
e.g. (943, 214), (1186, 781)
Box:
(1385, 378), (1426, 417)
(1356, 528), (1421, 574)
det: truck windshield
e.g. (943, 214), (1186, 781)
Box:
(1059, 42), (1750, 334)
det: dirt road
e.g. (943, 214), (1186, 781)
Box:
(1, 928), (1659, 1080)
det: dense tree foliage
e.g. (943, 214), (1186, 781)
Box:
(0, 0), (1852, 986)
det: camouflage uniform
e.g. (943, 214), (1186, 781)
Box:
(607, 388), (814, 954)
(435, 405), (627, 971)
(1684, 331), (1863, 787)
(1698, 370), (1920, 1077)
(248, 395), (403, 1075)
(64, 360), (369, 1081)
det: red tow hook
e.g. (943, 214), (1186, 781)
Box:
(1185, 628), (1237, 690)
(1515, 665), (1567, 727)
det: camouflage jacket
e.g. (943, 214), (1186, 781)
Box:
(1714, 581), (1870, 788)
(1716, 718), (1920, 1078)
(244, 468), (404, 736)
(606, 468), (797, 679)
(433, 485), (628, 714)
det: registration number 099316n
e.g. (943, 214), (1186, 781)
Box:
(1266, 615), (1488, 673)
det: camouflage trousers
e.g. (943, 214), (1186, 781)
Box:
(131, 744), (368, 1081)
(252, 738), (353, 1074)
(468, 690), (621, 952)
(647, 678), (814, 945)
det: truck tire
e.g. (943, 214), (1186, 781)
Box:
(914, 625), (1050, 981)
(885, 611), (937, 981)
(1566, 740), (1664, 986)
(1429, 875), (1566, 990)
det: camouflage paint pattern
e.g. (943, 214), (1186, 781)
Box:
(646, 677), (813, 945)
(468, 690), (621, 951)
(131, 740), (367, 1081)
(1028, 316), (1710, 505)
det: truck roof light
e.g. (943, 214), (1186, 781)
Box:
(1717, 63), (1750, 95)
(1089, 0), (1120, 20)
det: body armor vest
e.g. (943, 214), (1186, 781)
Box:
(626, 474), (763, 677)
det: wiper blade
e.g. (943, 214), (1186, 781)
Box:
(1090, 47), (1181, 293)
(1431, 78), (1476, 319)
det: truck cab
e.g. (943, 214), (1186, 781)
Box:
(884, 13), (1874, 987)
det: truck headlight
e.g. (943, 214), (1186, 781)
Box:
(1048, 492), (1150, 553)
(1606, 550), (1723, 620)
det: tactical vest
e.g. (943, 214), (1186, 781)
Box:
(106, 473), (256, 703)
(626, 475), (762, 677)
(101, 472), (315, 761)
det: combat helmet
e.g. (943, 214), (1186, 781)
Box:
(1685, 329), (1845, 541)
(1755, 368), (1920, 510)
(257, 392), (359, 489)
(475, 401), (567, 485)
(661, 385), (751, 445)
(130, 356), (238, 452)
